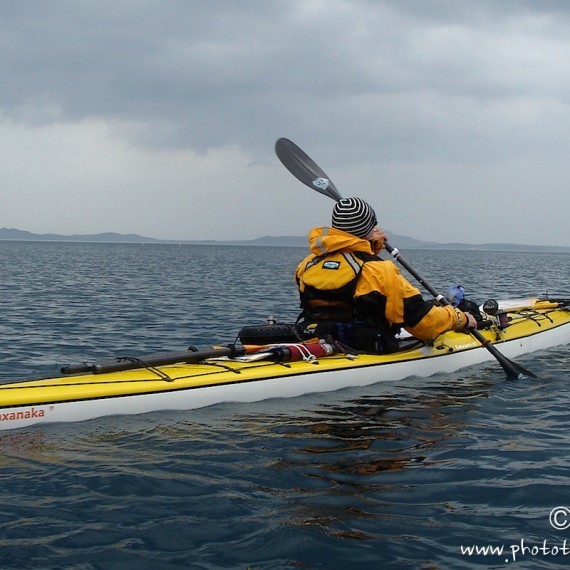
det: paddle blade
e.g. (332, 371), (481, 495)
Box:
(489, 344), (537, 380)
(275, 138), (343, 202)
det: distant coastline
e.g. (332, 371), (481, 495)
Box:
(0, 227), (568, 253)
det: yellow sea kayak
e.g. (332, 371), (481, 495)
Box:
(1, 297), (568, 431)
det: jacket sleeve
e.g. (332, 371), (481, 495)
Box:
(406, 304), (468, 340)
(357, 260), (467, 340)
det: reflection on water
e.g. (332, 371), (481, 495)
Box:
(233, 375), (491, 542)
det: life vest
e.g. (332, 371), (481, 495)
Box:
(296, 250), (373, 321)
(296, 250), (400, 354)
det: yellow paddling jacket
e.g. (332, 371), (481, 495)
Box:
(295, 227), (469, 341)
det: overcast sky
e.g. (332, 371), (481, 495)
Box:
(2, 0), (570, 246)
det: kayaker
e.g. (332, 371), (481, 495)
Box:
(295, 197), (478, 353)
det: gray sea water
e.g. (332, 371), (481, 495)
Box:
(0, 241), (569, 569)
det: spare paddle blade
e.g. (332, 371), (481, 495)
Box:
(275, 138), (343, 202)
(61, 345), (244, 375)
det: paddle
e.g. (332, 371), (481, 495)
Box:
(61, 345), (245, 375)
(275, 137), (536, 381)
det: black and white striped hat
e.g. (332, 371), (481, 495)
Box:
(331, 197), (377, 238)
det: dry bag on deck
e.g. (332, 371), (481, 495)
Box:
(238, 323), (304, 345)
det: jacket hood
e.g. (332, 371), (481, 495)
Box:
(307, 226), (375, 256)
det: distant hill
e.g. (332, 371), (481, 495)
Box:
(0, 228), (161, 243)
(221, 234), (570, 252)
(0, 227), (568, 252)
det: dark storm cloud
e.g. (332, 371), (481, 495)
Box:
(2, 0), (568, 163)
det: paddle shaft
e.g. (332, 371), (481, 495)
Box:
(275, 137), (535, 380)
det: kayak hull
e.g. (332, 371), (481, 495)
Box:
(1, 299), (569, 431)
